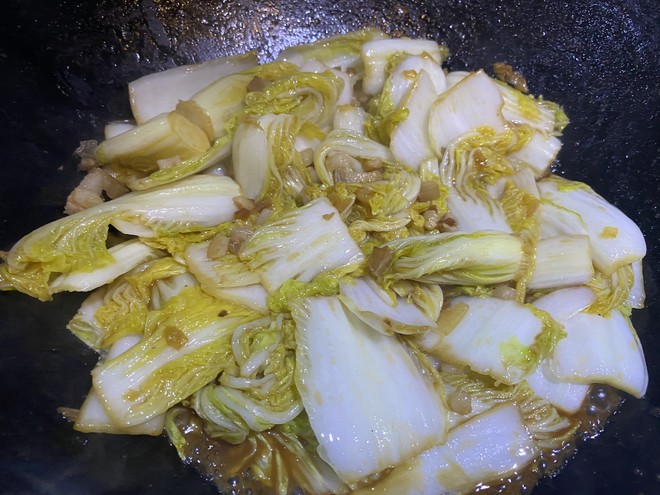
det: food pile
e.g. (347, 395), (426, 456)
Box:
(0, 29), (648, 494)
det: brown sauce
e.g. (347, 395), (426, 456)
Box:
(171, 408), (306, 495)
(171, 384), (623, 495)
(471, 384), (623, 494)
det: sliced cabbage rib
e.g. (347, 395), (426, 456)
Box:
(291, 295), (448, 485)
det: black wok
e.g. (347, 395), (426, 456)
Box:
(0, 0), (658, 493)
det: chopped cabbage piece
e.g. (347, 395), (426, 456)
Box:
(509, 132), (562, 178)
(381, 231), (523, 286)
(66, 258), (191, 351)
(291, 295), (448, 485)
(353, 404), (537, 495)
(95, 111), (211, 172)
(74, 335), (166, 435)
(429, 70), (506, 153)
(420, 296), (562, 385)
(549, 309), (648, 398)
(496, 80), (559, 135)
(50, 240), (161, 293)
(104, 120), (136, 139)
(360, 38), (446, 95)
(333, 104), (368, 133)
(129, 52), (258, 124)
(239, 198), (365, 292)
(538, 175), (646, 276)
(390, 69), (444, 171)
(528, 234), (594, 290)
(525, 362), (591, 415)
(92, 285), (256, 426)
(524, 286), (598, 413)
(313, 129), (395, 186)
(338, 276), (441, 335)
(0, 175), (239, 300)
(277, 28), (387, 73)
(627, 259), (646, 309)
(531, 286), (597, 322)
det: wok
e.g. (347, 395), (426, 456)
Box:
(0, 0), (658, 493)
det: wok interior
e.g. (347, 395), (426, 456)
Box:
(0, 1), (658, 494)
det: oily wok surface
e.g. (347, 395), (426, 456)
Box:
(0, 0), (658, 493)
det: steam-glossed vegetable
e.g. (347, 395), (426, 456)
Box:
(0, 29), (648, 495)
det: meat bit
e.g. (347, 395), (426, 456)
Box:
(418, 180), (441, 202)
(228, 224), (254, 254)
(493, 62), (529, 93)
(368, 246), (393, 278)
(247, 76), (268, 93)
(74, 140), (99, 171)
(207, 235), (230, 260)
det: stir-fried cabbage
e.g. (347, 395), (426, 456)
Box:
(0, 29), (649, 495)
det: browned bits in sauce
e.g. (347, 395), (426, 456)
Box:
(228, 224), (254, 254)
(362, 158), (384, 172)
(165, 326), (188, 350)
(218, 309), (229, 317)
(368, 246), (393, 278)
(64, 167), (130, 214)
(246, 75), (268, 93)
(101, 171), (130, 199)
(439, 214), (458, 231)
(418, 180), (441, 202)
(78, 157), (99, 171)
(207, 235), (230, 259)
(74, 139), (99, 171)
(233, 195), (257, 221)
(234, 208), (252, 221)
(233, 195), (274, 222)
(436, 302), (469, 335)
(326, 191), (354, 215)
(168, 408), (300, 494)
(493, 62), (529, 93)
(233, 195), (256, 210)
(255, 198), (273, 211)
(471, 385), (623, 495)
(355, 186), (376, 207)
(167, 383), (622, 495)
(326, 152), (385, 184)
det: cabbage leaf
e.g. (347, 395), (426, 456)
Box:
(380, 231), (523, 286)
(92, 285), (257, 426)
(291, 295), (448, 485)
(0, 175), (239, 300)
